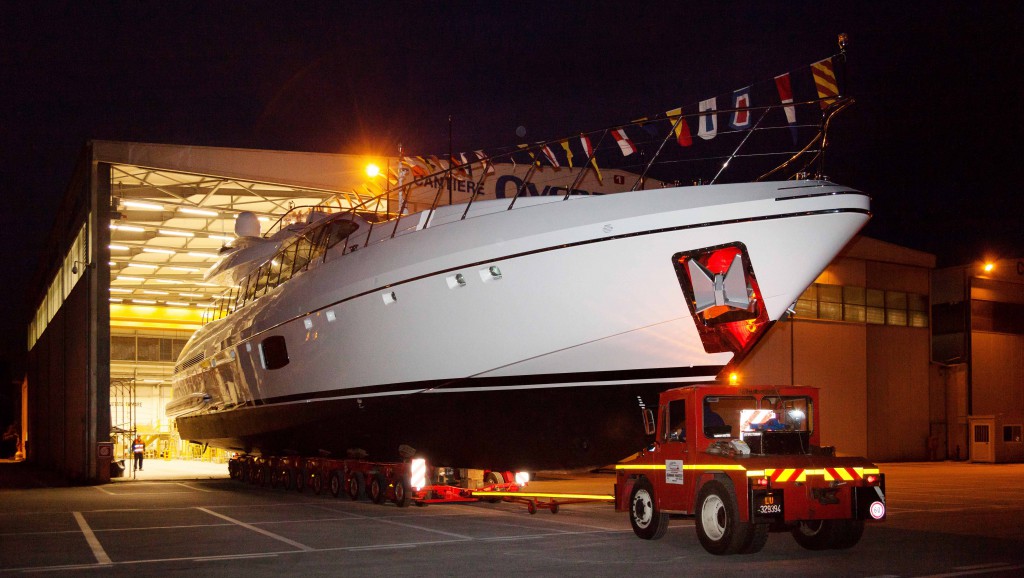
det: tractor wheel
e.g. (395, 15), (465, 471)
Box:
(628, 478), (669, 540)
(346, 471), (366, 501)
(695, 480), (764, 555)
(329, 471), (343, 498)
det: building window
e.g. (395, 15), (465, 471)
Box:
(795, 283), (928, 328)
(1004, 425), (1022, 443)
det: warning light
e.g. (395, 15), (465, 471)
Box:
(365, 163), (381, 178)
(729, 372), (740, 385)
(982, 262), (995, 273)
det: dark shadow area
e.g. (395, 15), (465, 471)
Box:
(0, 460), (69, 489)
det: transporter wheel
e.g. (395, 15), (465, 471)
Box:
(311, 473), (323, 495)
(792, 519), (853, 550)
(790, 518), (839, 549)
(295, 468), (306, 492)
(329, 471), (343, 498)
(346, 471), (366, 500)
(282, 469), (294, 491)
(393, 476), (412, 508)
(695, 480), (764, 555)
(832, 519), (865, 549)
(369, 473), (388, 504)
(629, 478), (669, 540)
(483, 471), (503, 503)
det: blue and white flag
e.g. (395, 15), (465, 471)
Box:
(698, 97), (717, 140)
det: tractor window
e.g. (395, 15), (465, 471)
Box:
(666, 400), (686, 442)
(702, 396), (754, 439)
(756, 396), (812, 433)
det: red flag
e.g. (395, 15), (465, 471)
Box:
(540, 144), (560, 167)
(579, 134), (602, 183)
(666, 107), (692, 147)
(774, 72), (798, 143)
(612, 128), (636, 156)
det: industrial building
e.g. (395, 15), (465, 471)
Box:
(21, 141), (1024, 482)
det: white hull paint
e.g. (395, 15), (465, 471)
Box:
(171, 180), (869, 468)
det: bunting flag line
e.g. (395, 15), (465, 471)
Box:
(666, 107), (693, 147)
(398, 52), (840, 184)
(474, 150), (495, 174)
(811, 57), (839, 110)
(632, 116), (661, 139)
(459, 152), (473, 179)
(580, 134), (603, 183)
(452, 155), (470, 179)
(612, 128), (637, 156)
(428, 155), (447, 171)
(698, 97), (718, 140)
(540, 143), (560, 168)
(559, 140), (574, 168)
(516, 143), (539, 165)
(729, 87), (751, 130)
(402, 157), (428, 177)
(773, 72), (798, 144)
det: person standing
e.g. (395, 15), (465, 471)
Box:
(132, 436), (145, 470)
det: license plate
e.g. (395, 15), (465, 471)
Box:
(753, 491), (783, 519)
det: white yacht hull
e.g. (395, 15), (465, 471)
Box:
(171, 180), (870, 469)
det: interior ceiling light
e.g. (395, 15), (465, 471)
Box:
(109, 298), (123, 303)
(142, 290), (169, 295)
(116, 276), (145, 282)
(165, 301), (190, 307)
(122, 200), (165, 211)
(154, 279), (185, 284)
(179, 292), (205, 298)
(178, 207), (219, 217)
(159, 229), (195, 237)
(109, 244), (130, 251)
(208, 234), (234, 241)
(132, 299), (157, 304)
(109, 288), (131, 293)
(188, 251), (219, 259)
(142, 247), (176, 255)
(168, 266), (200, 273)
(111, 224), (145, 232)
(129, 263), (159, 269)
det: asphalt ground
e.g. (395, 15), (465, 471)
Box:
(2, 461), (1024, 577)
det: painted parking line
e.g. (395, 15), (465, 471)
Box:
(196, 507), (314, 551)
(71, 512), (112, 565)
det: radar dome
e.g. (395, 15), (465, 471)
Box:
(234, 212), (261, 237)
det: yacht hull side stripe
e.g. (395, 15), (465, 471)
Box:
(252, 365), (723, 406)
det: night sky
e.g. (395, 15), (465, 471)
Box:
(0, 1), (1020, 381)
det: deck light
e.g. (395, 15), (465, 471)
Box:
(983, 262), (995, 273)
(365, 163), (381, 178)
(729, 372), (740, 385)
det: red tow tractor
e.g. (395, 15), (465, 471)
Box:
(615, 383), (886, 554)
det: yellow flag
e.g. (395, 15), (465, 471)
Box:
(559, 140), (574, 168)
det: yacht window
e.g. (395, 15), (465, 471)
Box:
(324, 219), (360, 250)
(277, 241), (298, 285)
(291, 233), (316, 275)
(259, 335), (289, 370)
